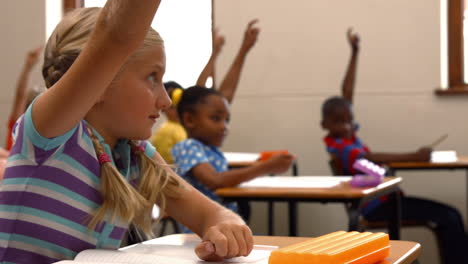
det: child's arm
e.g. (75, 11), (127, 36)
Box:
(154, 153), (254, 261)
(191, 153), (294, 189)
(196, 29), (225, 88)
(218, 19), (260, 104)
(9, 46), (42, 124)
(363, 147), (432, 163)
(33, 0), (161, 138)
(341, 28), (360, 104)
(0, 148), (8, 159)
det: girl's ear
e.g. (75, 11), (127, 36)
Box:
(182, 112), (196, 129)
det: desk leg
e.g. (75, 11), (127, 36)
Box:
(347, 202), (360, 231)
(268, 201), (274, 236)
(288, 201), (297, 236)
(292, 162), (298, 176)
(388, 190), (401, 240)
(466, 169), (468, 227)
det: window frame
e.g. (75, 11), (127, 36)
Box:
(63, 0), (83, 13)
(436, 0), (468, 95)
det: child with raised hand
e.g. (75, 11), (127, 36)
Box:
(197, 19), (260, 104)
(5, 46), (43, 151)
(0, 1), (253, 263)
(153, 20), (260, 164)
(172, 86), (294, 225)
(322, 28), (468, 264)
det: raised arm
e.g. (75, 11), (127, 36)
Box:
(9, 46), (42, 124)
(196, 29), (225, 88)
(34, 0), (161, 138)
(218, 19), (260, 104)
(341, 28), (360, 104)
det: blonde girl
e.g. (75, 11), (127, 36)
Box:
(0, 1), (252, 263)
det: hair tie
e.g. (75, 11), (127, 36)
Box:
(171, 88), (183, 107)
(133, 145), (145, 154)
(98, 153), (111, 164)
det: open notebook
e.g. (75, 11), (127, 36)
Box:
(53, 243), (277, 264)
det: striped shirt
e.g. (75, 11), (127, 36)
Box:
(324, 132), (370, 175)
(0, 104), (156, 263)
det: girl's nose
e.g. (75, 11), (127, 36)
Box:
(157, 86), (172, 110)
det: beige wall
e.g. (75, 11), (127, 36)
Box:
(0, 0), (45, 142)
(215, 1), (465, 264)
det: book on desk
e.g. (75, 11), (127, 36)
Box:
(53, 243), (277, 264)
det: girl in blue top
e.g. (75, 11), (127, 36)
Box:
(0, 1), (253, 263)
(172, 86), (295, 220)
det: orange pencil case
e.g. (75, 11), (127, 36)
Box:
(260, 150), (289, 161)
(269, 231), (390, 264)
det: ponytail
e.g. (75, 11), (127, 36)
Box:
(87, 128), (183, 236)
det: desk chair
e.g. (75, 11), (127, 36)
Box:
(328, 155), (443, 264)
(157, 216), (180, 237)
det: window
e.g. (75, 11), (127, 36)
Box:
(63, 0), (213, 88)
(437, 0), (468, 95)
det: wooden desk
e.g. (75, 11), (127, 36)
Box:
(216, 176), (402, 239)
(138, 234), (421, 264)
(387, 155), (468, 225)
(224, 152), (299, 236)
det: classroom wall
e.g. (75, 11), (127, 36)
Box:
(0, 0), (45, 143)
(215, 1), (464, 264)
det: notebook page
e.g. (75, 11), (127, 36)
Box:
(74, 249), (193, 264)
(124, 244), (277, 263)
(239, 176), (350, 188)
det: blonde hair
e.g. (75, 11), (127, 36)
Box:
(43, 7), (181, 236)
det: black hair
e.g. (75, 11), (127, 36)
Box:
(163, 81), (183, 91)
(177, 86), (221, 126)
(321, 96), (351, 119)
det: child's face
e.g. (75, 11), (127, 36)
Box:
(187, 94), (230, 147)
(98, 44), (171, 141)
(322, 106), (354, 139)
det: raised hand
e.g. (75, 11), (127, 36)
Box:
(213, 28), (225, 55)
(241, 19), (260, 53)
(25, 46), (43, 69)
(347, 28), (360, 52)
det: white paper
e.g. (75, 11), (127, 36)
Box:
(431, 150), (458, 163)
(239, 176), (350, 188)
(224, 152), (260, 163)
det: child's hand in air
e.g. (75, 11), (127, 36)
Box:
(213, 28), (225, 55)
(25, 46), (43, 69)
(195, 220), (254, 261)
(347, 28), (360, 52)
(414, 147), (432, 162)
(264, 153), (295, 175)
(241, 19), (260, 52)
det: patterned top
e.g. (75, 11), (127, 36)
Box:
(323, 132), (396, 216)
(171, 138), (236, 212)
(324, 133), (370, 175)
(151, 120), (187, 164)
(0, 103), (156, 263)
